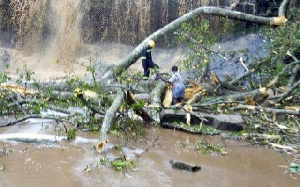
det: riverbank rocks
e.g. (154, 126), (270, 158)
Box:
(209, 114), (244, 131)
(161, 109), (244, 131)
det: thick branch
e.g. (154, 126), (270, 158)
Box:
(0, 114), (61, 127)
(149, 80), (166, 123)
(269, 79), (300, 101)
(126, 91), (154, 123)
(203, 87), (269, 105)
(279, 0), (291, 16)
(287, 63), (300, 88)
(113, 6), (279, 77)
(174, 31), (227, 60)
(0, 133), (67, 143)
(231, 105), (300, 116)
(98, 89), (125, 149)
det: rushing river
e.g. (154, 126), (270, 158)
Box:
(0, 120), (298, 187)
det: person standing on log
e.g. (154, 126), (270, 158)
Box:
(141, 40), (160, 80)
(169, 65), (185, 104)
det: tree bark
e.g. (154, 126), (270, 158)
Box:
(97, 89), (125, 152)
(111, 5), (288, 78)
(126, 91), (154, 123)
(149, 80), (166, 123)
(230, 105), (300, 116)
(0, 133), (67, 143)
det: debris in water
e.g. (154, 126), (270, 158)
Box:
(169, 160), (201, 172)
(290, 163), (300, 173)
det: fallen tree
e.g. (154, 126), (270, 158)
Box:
(0, 0), (299, 157)
(109, 0), (290, 80)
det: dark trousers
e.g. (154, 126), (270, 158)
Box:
(142, 60), (159, 79)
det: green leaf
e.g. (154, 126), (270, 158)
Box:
(290, 163), (300, 173)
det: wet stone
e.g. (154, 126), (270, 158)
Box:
(211, 114), (244, 131)
(161, 109), (244, 131)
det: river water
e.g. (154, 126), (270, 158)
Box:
(0, 120), (298, 187)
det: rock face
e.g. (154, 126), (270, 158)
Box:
(210, 33), (269, 81)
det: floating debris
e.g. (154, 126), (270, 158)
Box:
(169, 160), (201, 172)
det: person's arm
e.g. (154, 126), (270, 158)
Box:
(169, 72), (177, 83)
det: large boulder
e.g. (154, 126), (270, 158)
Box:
(161, 109), (244, 131)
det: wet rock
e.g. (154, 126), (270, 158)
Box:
(210, 114), (244, 131)
(161, 109), (202, 125)
(169, 160), (201, 172)
(161, 109), (244, 131)
(210, 33), (269, 81)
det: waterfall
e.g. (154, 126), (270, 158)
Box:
(45, 0), (83, 64)
(0, 0), (268, 78)
(0, 0), (84, 74)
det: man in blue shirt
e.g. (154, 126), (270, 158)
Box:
(141, 40), (159, 80)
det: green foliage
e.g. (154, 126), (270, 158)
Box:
(290, 163), (300, 173)
(176, 17), (234, 72)
(67, 129), (76, 140)
(110, 158), (136, 171)
(99, 156), (137, 172)
(0, 165), (6, 171)
(257, 10), (300, 86)
(130, 100), (145, 111)
(84, 163), (93, 172)
(99, 157), (110, 166)
(16, 64), (35, 86)
(195, 140), (227, 156)
(0, 64), (11, 84)
(111, 117), (146, 140)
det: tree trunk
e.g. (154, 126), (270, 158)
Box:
(111, 3), (289, 78)
(149, 80), (166, 123)
(97, 89), (125, 152)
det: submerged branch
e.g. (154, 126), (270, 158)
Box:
(0, 114), (60, 127)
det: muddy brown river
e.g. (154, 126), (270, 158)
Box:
(0, 120), (299, 187)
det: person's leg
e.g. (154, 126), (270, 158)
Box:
(142, 61), (150, 80)
(172, 85), (180, 104)
(148, 61), (159, 73)
(173, 98), (178, 104)
(178, 97), (183, 103)
(179, 85), (185, 101)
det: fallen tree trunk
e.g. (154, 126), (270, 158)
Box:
(149, 80), (166, 123)
(0, 133), (99, 144)
(0, 114), (62, 127)
(202, 87), (270, 105)
(112, 1), (289, 78)
(0, 133), (67, 143)
(97, 89), (125, 152)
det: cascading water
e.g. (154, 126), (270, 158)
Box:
(0, 0), (85, 77)
(0, 0), (270, 79)
(44, 0), (83, 65)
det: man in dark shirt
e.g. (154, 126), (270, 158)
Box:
(141, 40), (159, 80)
